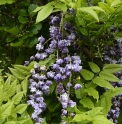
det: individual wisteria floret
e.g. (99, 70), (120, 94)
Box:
(74, 84), (82, 90)
(38, 36), (45, 43)
(36, 43), (44, 51)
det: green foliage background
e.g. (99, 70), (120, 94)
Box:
(0, 0), (122, 124)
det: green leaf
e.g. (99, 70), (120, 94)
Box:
(92, 76), (114, 89)
(74, 106), (83, 114)
(87, 107), (103, 117)
(16, 104), (28, 114)
(9, 68), (25, 80)
(80, 69), (94, 80)
(28, 4), (38, 17)
(4, 121), (17, 124)
(13, 65), (30, 76)
(0, 102), (13, 119)
(89, 62), (100, 73)
(75, 87), (84, 99)
(103, 64), (122, 73)
(80, 97), (94, 109)
(10, 40), (23, 47)
(0, 86), (3, 105)
(55, 2), (67, 12)
(18, 16), (28, 24)
(7, 79), (17, 97)
(21, 78), (28, 95)
(0, 0), (16, 5)
(33, 6), (43, 13)
(36, 4), (53, 23)
(99, 70), (120, 82)
(16, 84), (21, 93)
(100, 94), (112, 115)
(90, 6), (105, 13)
(92, 115), (113, 124)
(85, 87), (99, 101)
(111, 0), (122, 7)
(72, 114), (93, 122)
(98, 2), (114, 13)
(12, 92), (23, 105)
(19, 9), (28, 16)
(78, 7), (99, 22)
(5, 27), (19, 35)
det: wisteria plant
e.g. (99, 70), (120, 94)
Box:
(1, 0), (122, 124)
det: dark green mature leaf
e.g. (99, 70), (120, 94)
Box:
(18, 16), (28, 24)
(103, 64), (122, 73)
(99, 70), (120, 82)
(80, 97), (94, 109)
(19, 9), (28, 16)
(5, 27), (19, 35)
(10, 40), (23, 47)
(80, 69), (94, 80)
(89, 62), (100, 73)
(0, 102), (13, 119)
(28, 4), (38, 17)
(36, 4), (53, 23)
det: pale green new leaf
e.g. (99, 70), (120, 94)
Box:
(100, 95), (112, 115)
(80, 69), (94, 80)
(7, 79), (17, 98)
(14, 65), (30, 76)
(12, 92), (23, 105)
(90, 6), (105, 13)
(16, 104), (28, 114)
(98, 2), (114, 13)
(92, 76), (114, 89)
(21, 78), (28, 95)
(89, 62), (100, 73)
(9, 68), (25, 80)
(111, 0), (122, 7)
(106, 0), (114, 6)
(36, 5), (53, 23)
(85, 87), (99, 100)
(4, 121), (17, 124)
(74, 106), (83, 114)
(54, 2), (67, 12)
(80, 97), (94, 109)
(78, 7), (99, 22)
(72, 114), (93, 122)
(0, 86), (3, 105)
(87, 107), (103, 117)
(99, 70), (120, 82)
(92, 115), (114, 124)
(103, 64), (122, 73)
(0, 102), (13, 119)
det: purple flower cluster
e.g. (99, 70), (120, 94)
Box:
(27, 13), (82, 123)
(27, 63), (53, 123)
(104, 38), (122, 124)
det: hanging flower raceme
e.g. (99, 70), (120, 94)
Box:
(27, 11), (82, 123)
